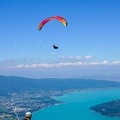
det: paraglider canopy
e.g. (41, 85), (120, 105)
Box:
(38, 16), (67, 30)
(53, 45), (59, 49)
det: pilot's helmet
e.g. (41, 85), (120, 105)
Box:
(25, 112), (32, 118)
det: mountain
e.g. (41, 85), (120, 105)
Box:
(0, 75), (120, 95)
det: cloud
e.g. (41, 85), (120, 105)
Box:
(11, 60), (120, 69)
(1, 56), (120, 69)
(60, 55), (93, 60)
(1, 56), (120, 79)
(59, 55), (94, 62)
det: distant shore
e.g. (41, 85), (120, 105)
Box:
(90, 100), (120, 118)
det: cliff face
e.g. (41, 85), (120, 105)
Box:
(90, 100), (120, 117)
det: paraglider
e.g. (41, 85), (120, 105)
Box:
(53, 45), (59, 49)
(38, 16), (67, 49)
(38, 16), (67, 31)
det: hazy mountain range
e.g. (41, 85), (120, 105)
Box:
(0, 75), (120, 95)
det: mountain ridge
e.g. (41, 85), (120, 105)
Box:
(0, 75), (120, 94)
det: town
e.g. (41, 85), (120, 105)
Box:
(0, 90), (65, 120)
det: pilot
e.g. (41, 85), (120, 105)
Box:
(24, 112), (32, 120)
(53, 45), (59, 49)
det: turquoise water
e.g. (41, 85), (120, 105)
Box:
(32, 89), (120, 120)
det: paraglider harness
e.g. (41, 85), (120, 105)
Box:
(24, 116), (32, 120)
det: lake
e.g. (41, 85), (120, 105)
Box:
(32, 88), (120, 120)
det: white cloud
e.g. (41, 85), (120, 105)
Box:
(11, 60), (120, 69)
(112, 61), (120, 65)
(1, 56), (120, 79)
(85, 55), (93, 59)
(1, 56), (120, 69)
(59, 55), (93, 62)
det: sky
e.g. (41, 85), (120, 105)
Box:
(0, 0), (120, 79)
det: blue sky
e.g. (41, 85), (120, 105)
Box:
(0, 0), (120, 79)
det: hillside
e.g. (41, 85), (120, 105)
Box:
(90, 100), (120, 117)
(0, 75), (120, 94)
